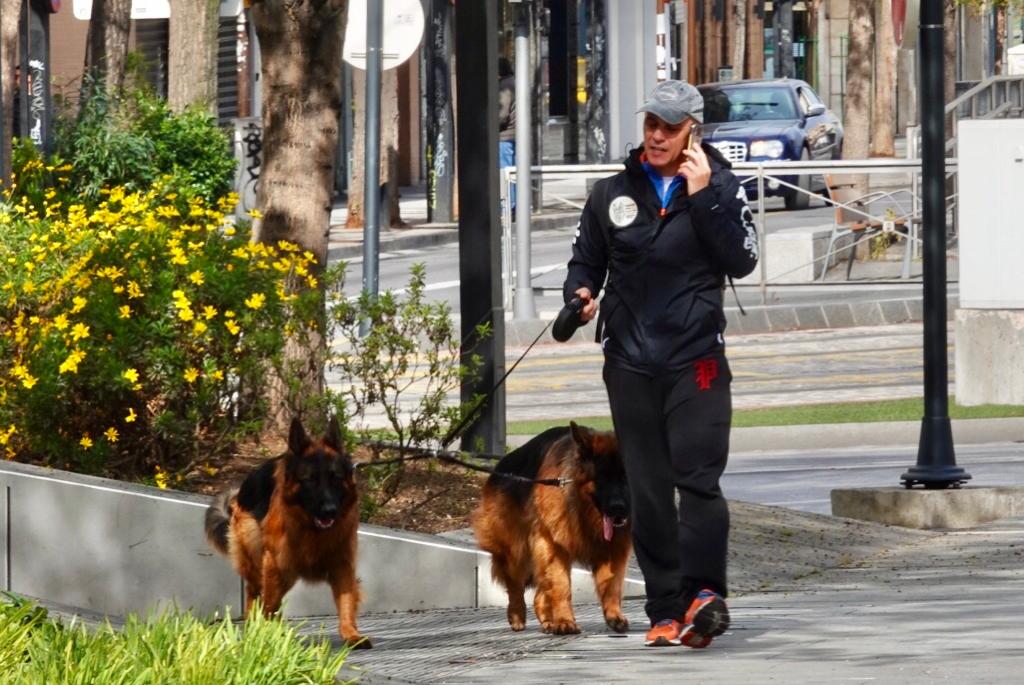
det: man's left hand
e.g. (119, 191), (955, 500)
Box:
(678, 144), (711, 196)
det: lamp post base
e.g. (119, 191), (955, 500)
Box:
(900, 416), (972, 489)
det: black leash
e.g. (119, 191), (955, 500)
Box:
(437, 315), (556, 449)
(355, 439), (573, 488)
(350, 310), (571, 487)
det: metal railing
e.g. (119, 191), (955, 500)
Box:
(946, 75), (1024, 154)
(501, 158), (959, 309)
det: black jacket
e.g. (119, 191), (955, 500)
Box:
(563, 144), (759, 374)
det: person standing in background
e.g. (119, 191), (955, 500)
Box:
(498, 57), (516, 211)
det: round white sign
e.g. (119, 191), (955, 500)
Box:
(608, 196), (639, 228)
(344, 0), (425, 72)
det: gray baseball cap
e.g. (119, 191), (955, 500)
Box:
(637, 80), (704, 124)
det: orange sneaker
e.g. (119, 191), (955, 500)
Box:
(680, 589), (730, 648)
(644, 618), (684, 647)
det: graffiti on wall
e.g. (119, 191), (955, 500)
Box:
(234, 118), (262, 215)
(28, 59), (46, 147)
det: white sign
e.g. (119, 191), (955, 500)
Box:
(343, 0), (425, 72)
(73, 0), (242, 20)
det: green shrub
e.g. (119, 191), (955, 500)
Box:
(0, 595), (352, 684)
(326, 263), (489, 510)
(0, 173), (322, 479)
(51, 81), (236, 203)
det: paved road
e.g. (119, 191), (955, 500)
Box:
(726, 442), (1024, 515)
(331, 321), (958, 427)
(504, 322), (947, 420)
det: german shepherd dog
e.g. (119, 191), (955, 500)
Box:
(472, 422), (632, 635)
(205, 416), (370, 648)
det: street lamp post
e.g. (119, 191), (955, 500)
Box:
(900, 0), (971, 489)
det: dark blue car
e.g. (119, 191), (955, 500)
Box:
(698, 79), (844, 210)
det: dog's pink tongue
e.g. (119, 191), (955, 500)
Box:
(603, 516), (613, 542)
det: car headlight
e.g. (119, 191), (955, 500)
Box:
(749, 139), (785, 158)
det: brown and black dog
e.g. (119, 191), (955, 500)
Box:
(205, 416), (370, 648)
(472, 422), (632, 635)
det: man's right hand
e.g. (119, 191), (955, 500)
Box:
(575, 287), (598, 322)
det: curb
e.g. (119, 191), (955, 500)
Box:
(503, 295), (957, 346)
(729, 417), (1024, 453)
(507, 417), (1024, 452)
(327, 212), (578, 261)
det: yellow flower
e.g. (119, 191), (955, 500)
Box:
(178, 307), (195, 322)
(119, 305), (132, 319)
(80, 435), (93, 449)
(59, 349), (86, 374)
(70, 323), (90, 341)
(193, 321), (208, 335)
(154, 465), (169, 490)
(210, 369), (224, 381)
(125, 408), (137, 423)
(225, 320), (241, 336)
(203, 305), (218, 320)
(71, 296), (87, 313)
(249, 209), (263, 220)
(104, 427), (119, 443)
(127, 281), (143, 299)
(189, 270), (205, 285)
(183, 367), (200, 383)
(123, 368), (139, 384)
(53, 314), (69, 330)
(224, 310), (236, 318)
(21, 374), (37, 389)
(245, 293), (265, 310)
(224, 226), (236, 236)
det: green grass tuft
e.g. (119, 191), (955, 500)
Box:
(0, 594), (352, 684)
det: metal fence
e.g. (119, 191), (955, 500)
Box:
(500, 157), (959, 308)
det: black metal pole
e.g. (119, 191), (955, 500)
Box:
(362, 0), (383, 306)
(455, 0), (506, 454)
(901, 0), (970, 489)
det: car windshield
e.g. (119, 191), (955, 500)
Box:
(701, 86), (798, 123)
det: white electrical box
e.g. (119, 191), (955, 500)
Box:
(957, 120), (1024, 309)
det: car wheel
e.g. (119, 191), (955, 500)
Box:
(784, 148), (812, 211)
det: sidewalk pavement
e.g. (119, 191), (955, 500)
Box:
(331, 503), (1024, 683)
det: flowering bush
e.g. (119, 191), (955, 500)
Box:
(0, 176), (324, 478)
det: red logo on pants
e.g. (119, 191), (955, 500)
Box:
(695, 358), (718, 391)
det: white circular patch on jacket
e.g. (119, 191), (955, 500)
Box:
(608, 196), (639, 228)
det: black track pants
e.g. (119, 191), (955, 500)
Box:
(604, 354), (732, 625)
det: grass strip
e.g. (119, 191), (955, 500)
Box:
(506, 397), (1024, 435)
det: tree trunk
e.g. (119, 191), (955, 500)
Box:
(345, 68), (405, 229)
(1, 0), (20, 180)
(732, 0), (746, 80)
(843, 0), (873, 177)
(168, 0), (220, 113)
(84, 0), (132, 93)
(871, 0), (896, 157)
(250, 0), (347, 427)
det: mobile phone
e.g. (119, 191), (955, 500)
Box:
(689, 123), (702, 152)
